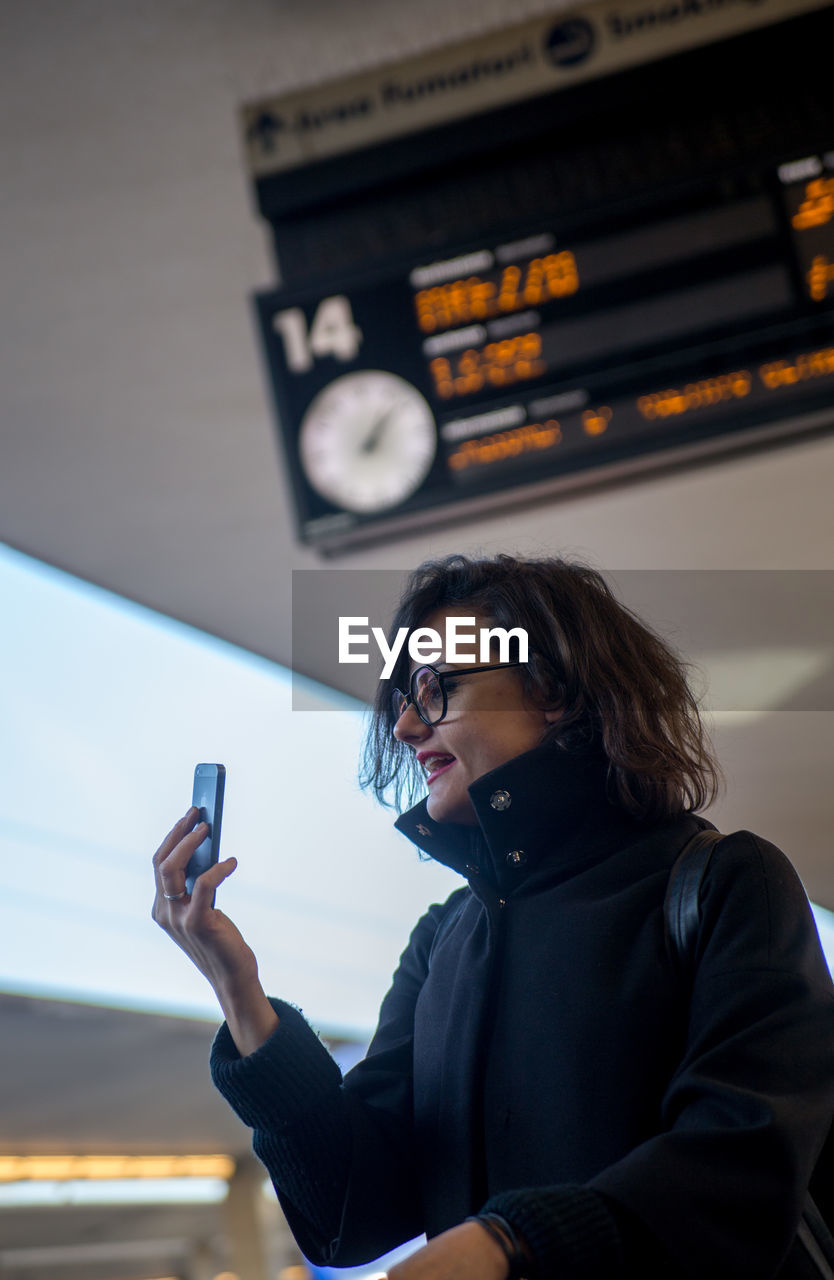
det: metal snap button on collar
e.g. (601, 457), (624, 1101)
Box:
(506, 849), (527, 866)
(490, 789), (511, 811)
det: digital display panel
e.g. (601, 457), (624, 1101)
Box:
(255, 152), (834, 550)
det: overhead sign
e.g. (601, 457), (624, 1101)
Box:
(241, 4), (834, 552)
(241, 0), (829, 177)
(255, 151), (834, 549)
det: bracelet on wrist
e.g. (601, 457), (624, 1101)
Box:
(466, 1211), (531, 1280)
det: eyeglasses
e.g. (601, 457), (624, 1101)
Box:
(391, 662), (524, 728)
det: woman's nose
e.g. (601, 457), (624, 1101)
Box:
(393, 701), (430, 743)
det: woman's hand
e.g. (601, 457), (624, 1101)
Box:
(386, 1221), (509, 1280)
(152, 807), (279, 1055)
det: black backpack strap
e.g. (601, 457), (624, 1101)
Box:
(663, 826), (834, 1279)
(797, 1200), (834, 1280)
(663, 827), (724, 972)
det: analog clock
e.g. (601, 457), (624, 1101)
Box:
(298, 371), (437, 514)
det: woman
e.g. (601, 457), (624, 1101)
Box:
(153, 554), (834, 1279)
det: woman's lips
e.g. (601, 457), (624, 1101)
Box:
(426, 758), (455, 785)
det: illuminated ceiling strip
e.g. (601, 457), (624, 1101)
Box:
(0, 1154), (235, 1182)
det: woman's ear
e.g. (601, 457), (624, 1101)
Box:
(543, 707), (562, 725)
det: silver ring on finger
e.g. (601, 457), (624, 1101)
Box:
(163, 890), (187, 901)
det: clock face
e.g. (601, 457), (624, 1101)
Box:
(298, 371), (437, 514)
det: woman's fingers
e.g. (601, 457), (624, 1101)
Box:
(152, 802), (238, 929)
(152, 806), (199, 869)
(154, 813), (209, 903)
(151, 824), (267, 1050)
(189, 857), (238, 909)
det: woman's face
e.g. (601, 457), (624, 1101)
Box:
(392, 607), (559, 825)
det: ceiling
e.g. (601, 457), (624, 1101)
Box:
(1, 0), (831, 659)
(0, 994), (249, 1158)
(2, 0), (832, 869)
(1, 1), (832, 1273)
(0, 991), (320, 1279)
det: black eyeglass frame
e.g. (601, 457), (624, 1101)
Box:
(391, 661), (525, 728)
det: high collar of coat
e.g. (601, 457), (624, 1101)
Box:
(394, 737), (649, 894)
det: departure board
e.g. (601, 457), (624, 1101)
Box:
(248, 6), (834, 551)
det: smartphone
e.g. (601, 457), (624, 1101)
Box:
(185, 763), (226, 895)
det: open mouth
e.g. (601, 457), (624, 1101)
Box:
(422, 753), (456, 783)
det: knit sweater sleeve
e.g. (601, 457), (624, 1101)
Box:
(481, 832), (834, 1280)
(210, 889), (467, 1268)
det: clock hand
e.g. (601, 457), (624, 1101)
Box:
(359, 402), (405, 454)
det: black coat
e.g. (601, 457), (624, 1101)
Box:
(211, 741), (834, 1278)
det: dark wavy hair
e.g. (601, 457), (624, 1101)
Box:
(359, 553), (721, 821)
